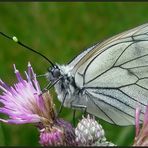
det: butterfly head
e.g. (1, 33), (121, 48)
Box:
(47, 65), (62, 83)
(46, 64), (77, 107)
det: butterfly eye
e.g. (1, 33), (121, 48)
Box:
(53, 68), (61, 78)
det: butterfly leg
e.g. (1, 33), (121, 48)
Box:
(36, 74), (47, 78)
(71, 102), (87, 117)
(30, 73), (51, 94)
(42, 82), (51, 93)
(31, 73), (47, 82)
(38, 82), (51, 97)
(73, 109), (76, 126)
(56, 92), (68, 118)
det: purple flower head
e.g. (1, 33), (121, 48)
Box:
(0, 62), (55, 125)
(39, 118), (76, 146)
(39, 126), (64, 146)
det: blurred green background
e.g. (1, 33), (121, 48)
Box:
(0, 2), (148, 146)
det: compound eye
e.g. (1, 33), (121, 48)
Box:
(53, 69), (60, 78)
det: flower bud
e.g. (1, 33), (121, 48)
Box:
(75, 114), (105, 146)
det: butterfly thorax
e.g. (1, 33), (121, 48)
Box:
(46, 65), (80, 107)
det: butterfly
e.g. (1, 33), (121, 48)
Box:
(1, 23), (148, 126)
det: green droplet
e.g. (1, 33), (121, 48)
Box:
(12, 36), (18, 42)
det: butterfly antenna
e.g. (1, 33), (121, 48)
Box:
(0, 32), (55, 67)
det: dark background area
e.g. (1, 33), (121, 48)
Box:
(0, 2), (148, 146)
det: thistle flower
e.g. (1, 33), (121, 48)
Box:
(0, 62), (76, 146)
(0, 62), (55, 125)
(75, 114), (115, 146)
(133, 105), (148, 146)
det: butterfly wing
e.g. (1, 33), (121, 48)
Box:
(69, 23), (148, 125)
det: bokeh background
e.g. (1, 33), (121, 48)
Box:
(0, 2), (148, 146)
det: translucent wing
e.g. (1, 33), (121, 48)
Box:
(69, 23), (148, 125)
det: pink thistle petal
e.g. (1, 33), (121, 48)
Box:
(134, 104), (148, 146)
(135, 106), (141, 137)
(143, 105), (148, 126)
(27, 62), (32, 81)
(13, 64), (24, 83)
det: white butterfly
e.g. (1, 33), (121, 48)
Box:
(1, 23), (148, 126)
(46, 23), (148, 126)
